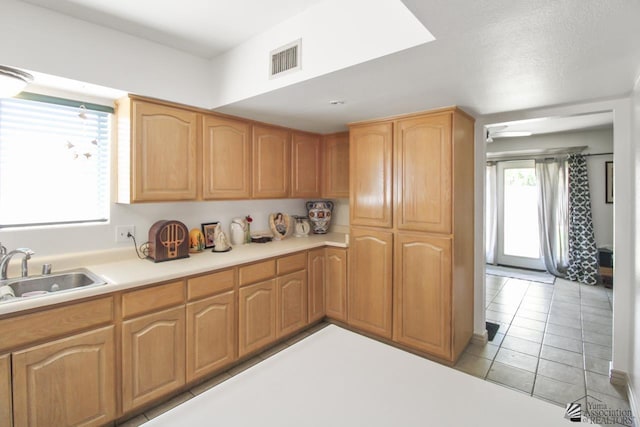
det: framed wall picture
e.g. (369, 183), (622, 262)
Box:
(201, 222), (219, 248)
(605, 161), (613, 204)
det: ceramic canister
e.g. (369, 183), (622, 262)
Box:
(306, 200), (334, 234)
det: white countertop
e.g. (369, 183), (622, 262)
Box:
(0, 232), (348, 316)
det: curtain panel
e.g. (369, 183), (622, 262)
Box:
(566, 154), (599, 285)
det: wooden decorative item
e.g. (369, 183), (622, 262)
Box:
(269, 212), (292, 240)
(148, 220), (190, 262)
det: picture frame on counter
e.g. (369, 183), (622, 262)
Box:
(201, 222), (219, 248)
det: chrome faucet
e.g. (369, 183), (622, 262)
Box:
(0, 248), (35, 280)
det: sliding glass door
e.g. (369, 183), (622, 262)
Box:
(496, 160), (545, 270)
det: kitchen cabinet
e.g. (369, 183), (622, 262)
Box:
(349, 122), (393, 228)
(186, 291), (236, 382)
(0, 354), (12, 427)
(238, 279), (277, 357)
(308, 248), (326, 323)
(277, 270), (308, 337)
(394, 233), (452, 359)
(325, 247), (348, 322)
(122, 306), (186, 412)
(291, 132), (322, 198)
(121, 282), (186, 412)
(322, 132), (349, 198)
(347, 227), (393, 338)
(348, 107), (474, 362)
(12, 326), (116, 427)
(252, 125), (290, 198)
(395, 113), (452, 233)
(202, 115), (251, 199)
(117, 96), (198, 202)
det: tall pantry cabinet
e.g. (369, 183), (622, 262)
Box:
(348, 107), (474, 363)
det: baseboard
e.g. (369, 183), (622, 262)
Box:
(626, 377), (639, 427)
(471, 330), (488, 346)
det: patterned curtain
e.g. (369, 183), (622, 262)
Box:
(566, 154), (599, 285)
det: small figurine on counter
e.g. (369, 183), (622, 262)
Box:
(213, 223), (231, 252)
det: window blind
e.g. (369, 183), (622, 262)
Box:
(0, 96), (110, 227)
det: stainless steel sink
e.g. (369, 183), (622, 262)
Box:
(0, 268), (106, 302)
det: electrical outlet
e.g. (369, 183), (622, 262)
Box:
(115, 225), (135, 243)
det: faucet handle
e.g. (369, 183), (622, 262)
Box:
(42, 264), (52, 275)
(16, 248), (34, 258)
(0, 243), (6, 256)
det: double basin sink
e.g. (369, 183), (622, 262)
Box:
(0, 268), (106, 303)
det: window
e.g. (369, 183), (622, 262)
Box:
(0, 94), (111, 227)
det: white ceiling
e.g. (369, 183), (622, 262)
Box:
(20, 0), (324, 58)
(486, 111), (614, 140)
(17, 0), (640, 134)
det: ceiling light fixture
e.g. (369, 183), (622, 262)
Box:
(0, 65), (33, 98)
(494, 131), (532, 137)
(329, 100), (345, 105)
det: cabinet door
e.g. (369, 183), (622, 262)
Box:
(291, 132), (321, 198)
(326, 248), (348, 322)
(322, 132), (349, 198)
(252, 125), (290, 198)
(394, 233), (452, 359)
(348, 227), (393, 338)
(186, 291), (236, 382)
(349, 123), (393, 227)
(0, 354), (11, 427)
(277, 271), (308, 337)
(131, 100), (198, 201)
(202, 115), (251, 199)
(122, 306), (185, 412)
(307, 248), (325, 323)
(395, 113), (452, 233)
(238, 279), (277, 357)
(12, 326), (116, 427)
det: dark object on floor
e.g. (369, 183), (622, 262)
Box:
(486, 322), (500, 341)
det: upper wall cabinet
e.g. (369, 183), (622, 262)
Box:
(202, 115), (251, 199)
(117, 97), (198, 203)
(395, 113), (452, 233)
(349, 122), (393, 227)
(322, 132), (349, 199)
(252, 125), (290, 199)
(291, 132), (321, 198)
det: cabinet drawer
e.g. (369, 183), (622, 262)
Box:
(122, 280), (185, 319)
(239, 260), (276, 287)
(187, 268), (235, 301)
(0, 296), (114, 353)
(277, 252), (307, 275)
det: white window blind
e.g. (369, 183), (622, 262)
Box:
(0, 95), (111, 227)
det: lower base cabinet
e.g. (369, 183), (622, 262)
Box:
(122, 306), (186, 412)
(1, 354), (11, 427)
(348, 228), (393, 338)
(325, 248), (348, 322)
(277, 270), (308, 337)
(307, 248), (325, 323)
(238, 279), (277, 357)
(186, 290), (236, 382)
(12, 326), (116, 427)
(394, 233), (452, 359)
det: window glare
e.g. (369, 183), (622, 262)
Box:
(0, 97), (110, 227)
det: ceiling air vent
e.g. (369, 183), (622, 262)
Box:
(270, 39), (301, 78)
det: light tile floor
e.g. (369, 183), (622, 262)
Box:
(454, 273), (631, 425)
